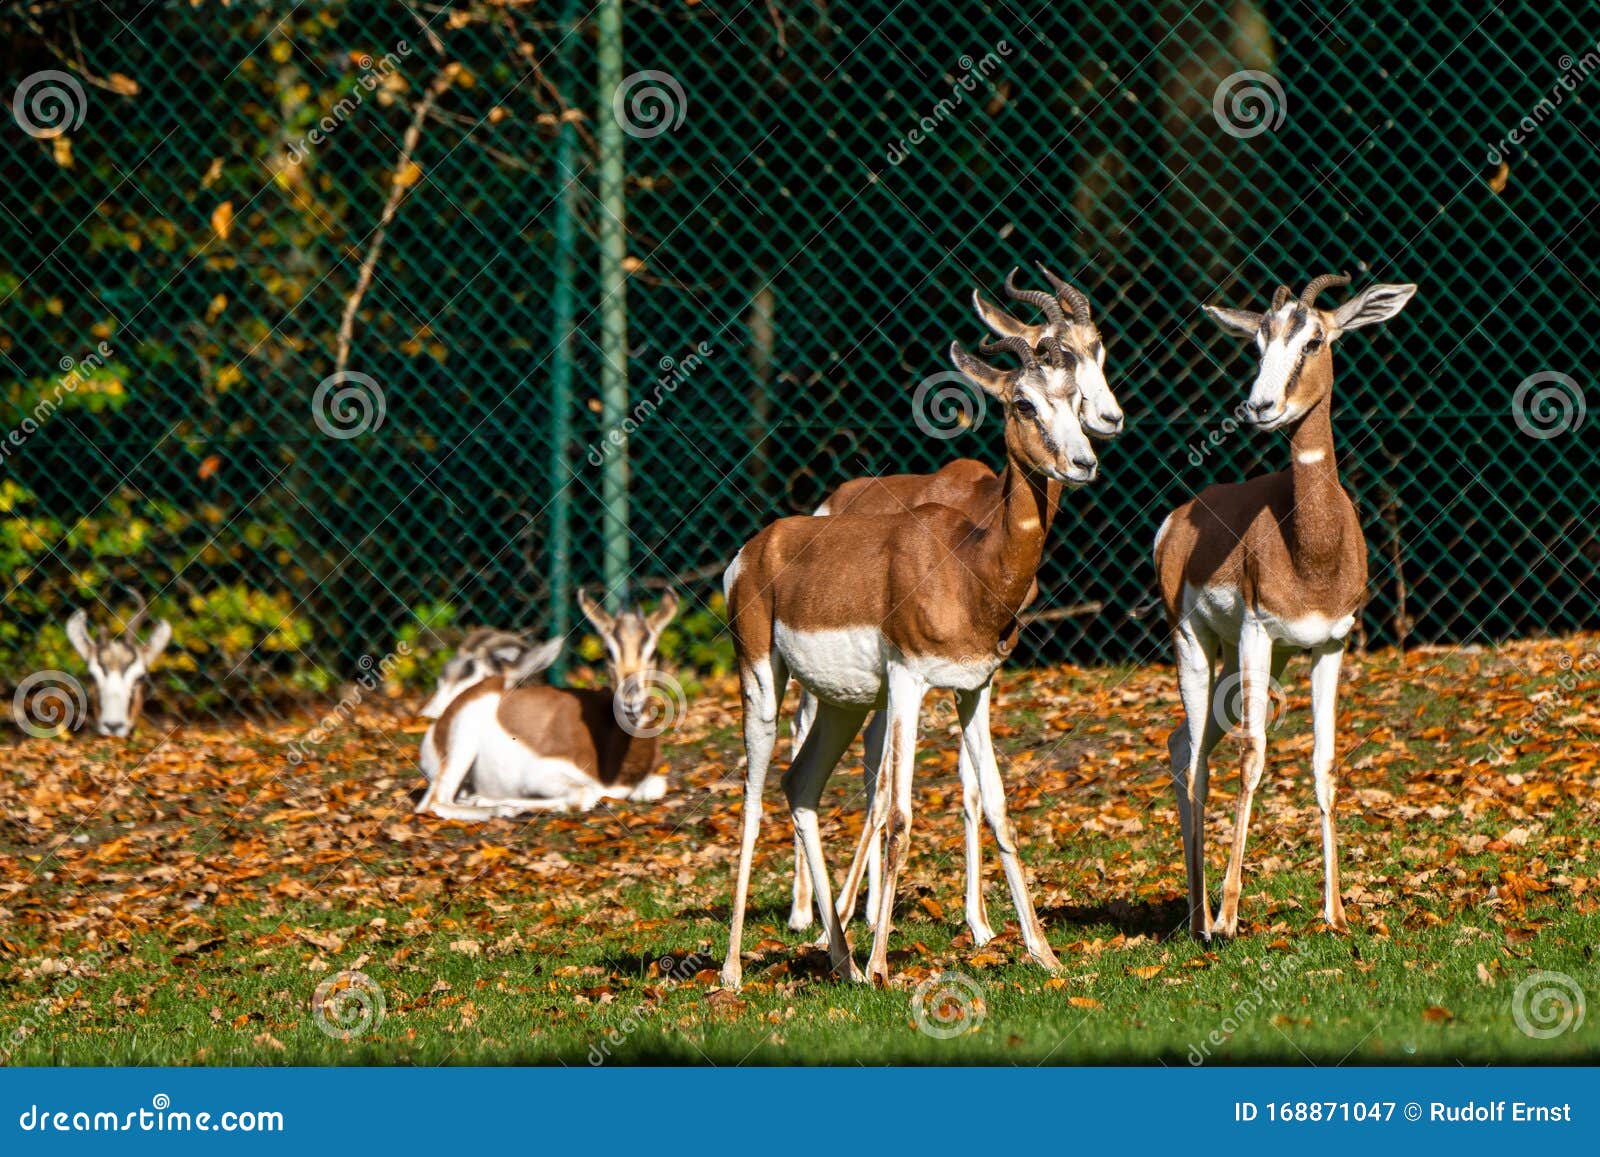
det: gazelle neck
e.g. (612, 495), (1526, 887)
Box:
(1284, 389), (1348, 572)
(966, 455), (1059, 622)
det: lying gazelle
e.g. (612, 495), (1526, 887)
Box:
(786, 264), (1123, 945)
(65, 592), (173, 738)
(420, 629), (562, 718)
(416, 589), (680, 820)
(1157, 273), (1415, 938)
(722, 299), (1101, 988)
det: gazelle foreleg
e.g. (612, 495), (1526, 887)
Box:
(783, 700), (869, 981)
(722, 654), (787, 990)
(1309, 643), (1348, 932)
(1214, 621), (1274, 938)
(865, 664), (926, 985)
(1169, 618), (1222, 937)
(958, 684), (1057, 969)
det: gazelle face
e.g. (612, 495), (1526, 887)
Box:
(1052, 319), (1121, 439)
(950, 335), (1098, 487)
(1205, 278), (1419, 432)
(420, 632), (561, 718)
(578, 589), (680, 727)
(65, 608), (172, 738)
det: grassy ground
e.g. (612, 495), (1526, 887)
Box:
(2, 635), (1598, 1065)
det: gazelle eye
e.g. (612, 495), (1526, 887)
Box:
(1305, 336), (1323, 353)
(1013, 396), (1036, 418)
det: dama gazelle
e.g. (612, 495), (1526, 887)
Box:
(1157, 273), (1416, 938)
(420, 629), (562, 718)
(416, 590), (679, 819)
(65, 593), (173, 738)
(722, 307), (1101, 988)
(785, 266), (1123, 946)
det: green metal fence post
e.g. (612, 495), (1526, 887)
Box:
(596, 0), (630, 611)
(547, 0), (581, 681)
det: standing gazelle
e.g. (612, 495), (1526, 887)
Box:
(786, 264), (1123, 945)
(65, 593), (173, 738)
(1156, 273), (1416, 938)
(722, 300), (1101, 989)
(416, 590), (678, 819)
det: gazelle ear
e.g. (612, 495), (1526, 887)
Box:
(141, 620), (173, 667)
(949, 341), (1015, 400)
(1201, 305), (1264, 337)
(66, 609), (95, 662)
(577, 588), (614, 635)
(508, 638), (562, 685)
(646, 588), (680, 634)
(1331, 282), (1417, 334)
(971, 290), (1042, 342)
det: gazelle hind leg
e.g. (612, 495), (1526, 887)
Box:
(787, 690), (818, 930)
(834, 710), (885, 932)
(958, 685), (1057, 970)
(722, 654), (786, 990)
(1170, 621), (1222, 937)
(866, 665), (926, 985)
(782, 701), (870, 981)
(1309, 644), (1347, 932)
(1214, 623), (1274, 938)
(960, 736), (995, 946)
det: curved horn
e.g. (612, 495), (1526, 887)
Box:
(977, 332), (1037, 367)
(121, 588), (149, 640)
(1300, 271), (1351, 308)
(1035, 262), (1092, 325)
(1270, 284), (1292, 312)
(1003, 267), (1066, 329)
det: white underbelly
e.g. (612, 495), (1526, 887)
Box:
(472, 728), (595, 798)
(1184, 583), (1355, 649)
(774, 622), (886, 707)
(904, 651), (1001, 690)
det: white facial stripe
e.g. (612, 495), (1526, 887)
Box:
(1253, 309), (1316, 409)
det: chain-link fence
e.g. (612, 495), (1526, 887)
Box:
(2, 0), (1596, 719)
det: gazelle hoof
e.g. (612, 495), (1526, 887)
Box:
(787, 909), (814, 932)
(968, 923), (997, 948)
(1029, 946), (1062, 972)
(718, 964), (743, 991)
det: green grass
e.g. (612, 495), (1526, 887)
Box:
(2, 638), (1598, 1065)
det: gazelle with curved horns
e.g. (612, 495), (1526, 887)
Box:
(786, 264), (1123, 944)
(722, 307), (1101, 988)
(1156, 272), (1416, 938)
(65, 592), (173, 738)
(416, 589), (679, 820)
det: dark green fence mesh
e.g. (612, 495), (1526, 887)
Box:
(2, 0), (1596, 719)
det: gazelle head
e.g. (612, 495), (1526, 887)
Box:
(949, 329), (1098, 487)
(971, 265), (1122, 438)
(577, 587), (680, 728)
(1204, 274), (1418, 432)
(65, 595), (172, 738)
(420, 629), (562, 718)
